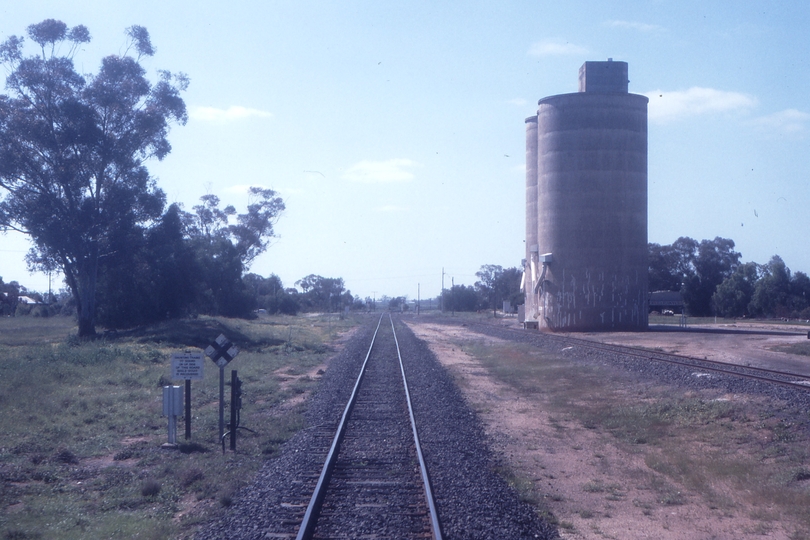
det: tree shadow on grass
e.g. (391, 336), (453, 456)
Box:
(178, 441), (209, 454)
(105, 318), (285, 351)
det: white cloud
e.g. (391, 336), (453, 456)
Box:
(341, 159), (419, 183)
(604, 20), (664, 33)
(190, 105), (273, 122)
(375, 204), (409, 213)
(528, 40), (588, 57)
(508, 98), (528, 107)
(644, 87), (757, 122)
(749, 109), (810, 134)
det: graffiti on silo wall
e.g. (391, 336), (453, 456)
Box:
(537, 267), (648, 331)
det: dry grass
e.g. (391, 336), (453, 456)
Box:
(459, 337), (810, 536)
(773, 341), (810, 357)
(0, 313), (360, 540)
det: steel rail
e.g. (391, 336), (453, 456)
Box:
(560, 334), (810, 380)
(295, 314), (442, 539)
(564, 337), (810, 391)
(295, 314), (384, 540)
(470, 321), (810, 392)
(389, 314), (444, 540)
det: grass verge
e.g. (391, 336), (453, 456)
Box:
(0, 313), (360, 540)
(458, 337), (810, 536)
(773, 341), (810, 357)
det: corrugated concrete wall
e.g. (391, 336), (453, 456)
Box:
(524, 61), (648, 331)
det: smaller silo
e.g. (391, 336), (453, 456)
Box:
(523, 115), (539, 325)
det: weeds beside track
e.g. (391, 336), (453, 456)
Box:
(0, 314), (359, 540)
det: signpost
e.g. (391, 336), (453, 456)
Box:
(204, 334), (239, 442)
(171, 352), (204, 380)
(229, 370), (242, 451)
(171, 352), (204, 439)
(162, 385), (183, 446)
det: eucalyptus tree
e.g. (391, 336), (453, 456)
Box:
(188, 187), (285, 267)
(682, 237), (741, 316)
(296, 275), (347, 312)
(96, 188), (286, 327)
(712, 261), (761, 317)
(475, 264), (523, 315)
(648, 237), (740, 316)
(749, 255), (792, 317)
(0, 20), (187, 336)
(182, 189), (285, 317)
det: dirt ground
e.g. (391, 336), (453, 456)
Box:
(406, 320), (810, 540)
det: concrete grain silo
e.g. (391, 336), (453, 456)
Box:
(523, 60), (648, 331)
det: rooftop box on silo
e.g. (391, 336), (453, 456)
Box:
(578, 59), (628, 93)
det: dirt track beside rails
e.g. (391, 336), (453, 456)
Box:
(407, 319), (810, 540)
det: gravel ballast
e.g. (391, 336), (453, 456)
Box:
(196, 315), (559, 539)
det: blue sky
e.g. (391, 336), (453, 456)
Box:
(1, 1), (809, 302)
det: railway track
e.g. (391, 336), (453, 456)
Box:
(295, 313), (442, 540)
(460, 319), (810, 392)
(558, 333), (810, 391)
(196, 314), (560, 539)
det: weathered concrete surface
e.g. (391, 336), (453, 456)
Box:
(525, 60), (649, 332)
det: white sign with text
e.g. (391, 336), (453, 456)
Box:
(171, 352), (204, 380)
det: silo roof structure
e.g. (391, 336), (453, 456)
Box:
(523, 60), (648, 331)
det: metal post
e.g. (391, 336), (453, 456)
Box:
(230, 370), (238, 451)
(168, 413), (176, 444)
(441, 268), (445, 312)
(451, 277), (455, 316)
(185, 379), (191, 439)
(163, 385), (182, 447)
(219, 365), (225, 441)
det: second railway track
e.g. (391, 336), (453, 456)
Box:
(557, 333), (810, 391)
(459, 319), (810, 392)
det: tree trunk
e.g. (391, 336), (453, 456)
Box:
(77, 309), (96, 337)
(77, 262), (98, 338)
(66, 250), (99, 339)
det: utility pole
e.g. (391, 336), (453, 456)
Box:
(441, 268), (445, 313)
(451, 277), (455, 316)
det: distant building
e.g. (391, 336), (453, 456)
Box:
(649, 291), (685, 314)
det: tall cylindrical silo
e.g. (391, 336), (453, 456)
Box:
(528, 60), (648, 331)
(524, 116), (539, 325)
